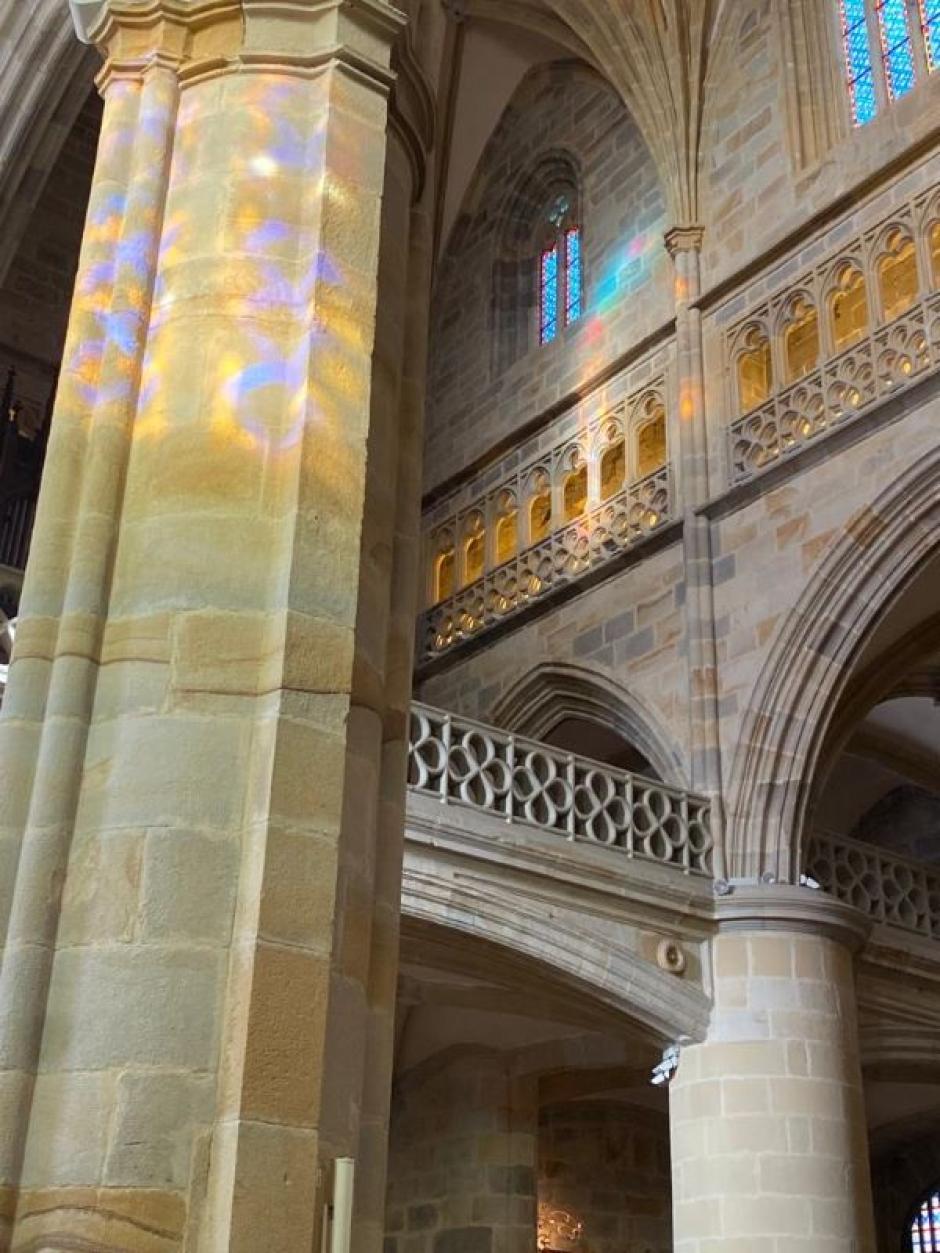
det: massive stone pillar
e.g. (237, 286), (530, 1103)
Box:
(670, 887), (876, 1252)
(0, 1), (426, 1249)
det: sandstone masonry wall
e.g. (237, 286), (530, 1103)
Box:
(425, 61), (669, 494)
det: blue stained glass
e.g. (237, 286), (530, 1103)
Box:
(841, 0), (878, 123)
(878, 0), (916, 99)
(565, 228), (582, 326)
(540, 247), (559, 345)
(920, 0), (940, 69)
(853, 68), (878, 122)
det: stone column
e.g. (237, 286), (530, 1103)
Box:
(665, 226), (723, 822)
(670, 887), (876, 1252)
(0, 1), (421, 1250)
(353, 40), (435, 1250)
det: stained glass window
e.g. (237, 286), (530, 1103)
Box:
(539, 246), (559, 345)
(565, 229), (583, 324)
(841, 0), (939, 124)
(538, 194), (582, 346)
(841, 0), (878, 123)
(911, 1185), (940, 1250)
(921, 0), (940, 68)
(877, 0), (916, 98)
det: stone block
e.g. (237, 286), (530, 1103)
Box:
(433, 1228), (492, 1253)
(139, 829), (238, 944)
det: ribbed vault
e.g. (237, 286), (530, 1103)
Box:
(458, 0), (735, 225)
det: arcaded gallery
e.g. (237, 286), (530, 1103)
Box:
(0, 0), (939, 1250)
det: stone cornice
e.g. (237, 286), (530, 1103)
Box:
(714, 881), (873, 950)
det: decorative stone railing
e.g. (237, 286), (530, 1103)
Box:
(727, 180), (940, 483)
(418, 464), (672, 664)
(408, 702), (714, 876)
(805, 830), (940, 940)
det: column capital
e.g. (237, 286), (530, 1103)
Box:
(72, 0), (407, 93)
(664, 223), (705, 258)
(713, 881), (873, 950)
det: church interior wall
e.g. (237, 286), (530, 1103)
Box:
(538, 1100), (671, 1253)
(424, 60), (669, 496)
(710, 391), (938, 792)
(415, 539), (689, 780)
(700, 1), (940, 292)
(0, 2), (938, 1250)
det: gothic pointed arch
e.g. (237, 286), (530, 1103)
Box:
(487, 661), (686, 787)
(725, 446), (940, 881)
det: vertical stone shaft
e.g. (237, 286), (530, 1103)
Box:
(353, 131), (434, 1252)
(0, 62), (177, 1228)
(666, 227), (723, 821)
(671, 889), (876, 1252)
(0, 3), (416, 1251)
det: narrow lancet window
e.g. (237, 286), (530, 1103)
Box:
(538, 193), (582, 346)
(539, 246), (559, 345)
(921, 0), (940, 69)
(565, 228), (583, 324)
(877, 0), (916, 99)
(841, 0), (877, 123)
(840, 0), (937, 123)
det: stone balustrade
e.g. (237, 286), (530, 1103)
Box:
(418, 464), (672, 665)
(804, 829), (940, 939)
(418, 358), (674, 666)
(727, 179), (940, 482)
(407, 701), (714, 876)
